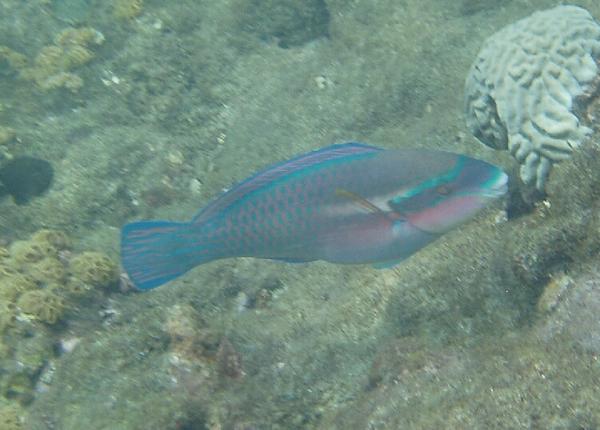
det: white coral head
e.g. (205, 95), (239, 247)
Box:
(464, 5), (600, 191)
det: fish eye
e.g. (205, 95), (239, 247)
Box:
(436, 185), (451, 195)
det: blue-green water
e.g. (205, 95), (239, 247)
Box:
(0, 1), (599, 428)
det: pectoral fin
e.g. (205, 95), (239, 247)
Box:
(335, 188), (386, 215)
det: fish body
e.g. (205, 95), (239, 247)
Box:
(122, 143), (507, 290)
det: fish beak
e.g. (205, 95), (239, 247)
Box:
(488, 171), (509, 198)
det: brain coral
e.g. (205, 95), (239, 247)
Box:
(464, 5), (600, 191)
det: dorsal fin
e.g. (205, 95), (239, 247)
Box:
(193, 142), (382, 224)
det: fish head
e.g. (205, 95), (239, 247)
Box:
(389, 155), (508, 234)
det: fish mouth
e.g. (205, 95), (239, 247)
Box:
(486, 170), (509, 198)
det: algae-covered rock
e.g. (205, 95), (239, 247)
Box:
(234, 0), (330, 48)
(2, 372), (35, 405)
(0, 157), (54, 205)
(50, 0), (95, 24)
(69, 251), (118, 288)
(0, 403), (24, 430)
(536, 267), (600, 354)
(16, 289), (66, 325)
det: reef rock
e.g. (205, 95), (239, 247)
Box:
(464, 5), (600, 191)
(536, 267), (600, 355)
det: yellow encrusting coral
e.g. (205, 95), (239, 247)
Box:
(113, 0), (144, 19)
(30, 229), (71, 253)
(69, 251), (119, 288)
(0, 274), (37, 302)
(0, 126), (16, 146)
(36, 72), (83, 92)
(9, 229), (70, 269)
(0, 46), (27, 71)
(17, 289), (66, 325)
(28, 257), (66, 284)
(54, 27), (105, 48)
(0, 403), (24, 430)
(0, 302), (17, 332)
(13, 27), (105, 92)
(0, 263), (18, 278)
(0, 228), (118, 329)
(1, 233), (68, 328)
(0, 229), (121, 411)
(9, 240), (48, 268)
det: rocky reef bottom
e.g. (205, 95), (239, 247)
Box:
(0, 140), (592, 429)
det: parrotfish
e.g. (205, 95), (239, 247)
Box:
(121, 143), (507, 290)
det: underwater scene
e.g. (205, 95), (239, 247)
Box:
(1, 0), (600, 428)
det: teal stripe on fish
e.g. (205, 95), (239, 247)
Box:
(390, 156), (465, 202)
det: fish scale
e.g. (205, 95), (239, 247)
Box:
(121, 142), (507, 290)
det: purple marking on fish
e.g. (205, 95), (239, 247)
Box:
(121, 142), (507, 290)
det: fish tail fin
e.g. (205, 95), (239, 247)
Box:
(121, 220), (214, 290)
